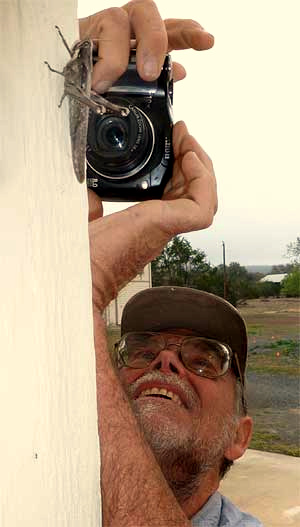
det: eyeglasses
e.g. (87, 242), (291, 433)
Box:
(114, 331), (241, 380)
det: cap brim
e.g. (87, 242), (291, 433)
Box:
(121, 286), (248, 381)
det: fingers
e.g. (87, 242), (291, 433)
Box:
(80, 8), (131, 92)
(163, 120), (218, 226)
(164, 18), (214, 51)
(162, 147), (218, 234)
(79, 2), (214, 92)
(88, 189), (103, 222)
(172, 61), (186, 82)
(122, 0), (168, 81)
(172, 120), (189, 156)
(173, 121), (213, 172)
(93, 8), (131, 92)
(181, 151), (218, 218)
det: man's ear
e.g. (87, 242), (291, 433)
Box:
(225, 416), (253, 461)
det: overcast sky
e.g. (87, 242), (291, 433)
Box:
(78, 0), (299, 267)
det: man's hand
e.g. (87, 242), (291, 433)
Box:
(81, 0), (216, 309)
(79, 0), (214, 92)
(160, 120), (217, 234)
(88, 120), (217, 311)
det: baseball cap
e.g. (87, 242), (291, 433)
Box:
(121, 286), (248, 382)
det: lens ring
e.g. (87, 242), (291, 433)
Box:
(87, 105), (155, 180)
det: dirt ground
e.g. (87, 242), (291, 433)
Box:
(238, 297), (299, 338)
(237, 297), (299, 456)
(238, 297), (299, 315)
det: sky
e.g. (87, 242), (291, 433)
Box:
(78, 0), (299, 267)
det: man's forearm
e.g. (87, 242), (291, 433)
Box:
(94, 313), (191, 527)
(88, 120), (217, 312)
(89, 202), (171, 311)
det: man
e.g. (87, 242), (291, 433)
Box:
(81, 1), (262, 525)
(116, 285), (261, 525)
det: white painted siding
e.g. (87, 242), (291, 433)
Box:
(0, 3), (101, 525)
(104, 264), (152, 326)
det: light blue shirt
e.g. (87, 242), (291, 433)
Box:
(191, 491), (263, 526)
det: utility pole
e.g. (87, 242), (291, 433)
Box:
(222, 241), (227, 300)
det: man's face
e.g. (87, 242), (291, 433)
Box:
(118, 329), (240, 500)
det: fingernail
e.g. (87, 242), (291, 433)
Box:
(143, 56), (159, 79)
(92, 80), (112, 94)
(200, 29), (214, 37)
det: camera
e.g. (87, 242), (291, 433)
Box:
(86, 51), (173, 201)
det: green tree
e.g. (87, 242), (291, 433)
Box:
(256, 281), (281, 298)
(152, 239), (261, 306)
(152, 237), (293, 305)
(151, 236), (211, 287)
(281, 267), (300, 297)
(281, 237), (300, 297)
(285, 237), (300, 265)
(210, 262), (258, 306)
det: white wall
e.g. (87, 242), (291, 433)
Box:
(0, 2), (101, 525)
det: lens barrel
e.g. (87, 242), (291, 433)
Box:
(87, 99), (155, 180)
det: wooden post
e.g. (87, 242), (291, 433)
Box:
(0, 2), (101, 525)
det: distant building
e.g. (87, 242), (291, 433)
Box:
(259, 273), (287, 283)
(104, 264), (152, 326)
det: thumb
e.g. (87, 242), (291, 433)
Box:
(181, 150), (201, 174)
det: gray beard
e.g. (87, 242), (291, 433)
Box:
(134, 405), (236, 502)
(127, 374), (237, 503)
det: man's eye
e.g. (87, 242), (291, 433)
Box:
(133, 348), (156, 360)
(140, 349), (156, 360)
(190, 358), (219, 374)
(192, 359), (211, 369)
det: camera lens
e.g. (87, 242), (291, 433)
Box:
(87, 98), (154, 180)
(98, 118), (128, 152)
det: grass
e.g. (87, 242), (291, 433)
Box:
(269, 338), (299, 355)
(247, 338), (299, 375)
(247, 324), (264, 336)
(242, 300), (300, 456)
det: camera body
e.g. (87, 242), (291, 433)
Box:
(86, 51), (173, 201)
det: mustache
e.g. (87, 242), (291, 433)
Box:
(126, 371), (200, 408)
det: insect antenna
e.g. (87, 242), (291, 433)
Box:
(55, 25), (72, 56)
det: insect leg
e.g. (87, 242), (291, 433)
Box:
(44, 61), (64, 76)
(58, 92), (67, 108)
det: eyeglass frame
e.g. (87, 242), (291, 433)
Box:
(114, 331), (244, 383)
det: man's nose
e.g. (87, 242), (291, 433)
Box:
(148, 345), (187, 377)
